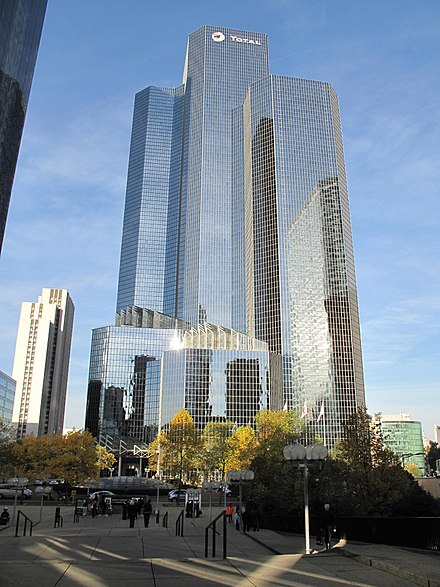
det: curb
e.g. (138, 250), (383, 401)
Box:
(339, 548), (440, 587)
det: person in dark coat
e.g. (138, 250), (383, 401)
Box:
(0, 507), (10, 525)
(127, 499), (137, 528)
(242, 507), (251, 532)
(122, 500), (128, 520)
(91, 496), (98, 518)
(320, 503), (336, 549)
(143, 498), (152, 527)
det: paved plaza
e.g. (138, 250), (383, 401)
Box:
(0, 503), (439, 586)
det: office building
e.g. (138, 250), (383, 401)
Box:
(0, 0), (47, 253)
(373, 412), (425, 475)
(0, 371), (16, 421)
(12, 288), (74, 439)
(86, 26), (365, 449)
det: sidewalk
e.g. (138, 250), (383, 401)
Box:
(0, 503), (438, 586)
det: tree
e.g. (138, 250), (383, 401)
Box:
(96, 445), (117, 476)
(153, 409), (200, 486)
(313, 409), (440, 517)
(249, 409), (305, 516)
(12, 430), (105, 485)
(0, 418), (16, 479)
(405, 462), (421, 478)
(226, 426), (258, 471)
(426, 441), (440, 475)
(200, 421), (232, 481)
(255, 409), (305, 454)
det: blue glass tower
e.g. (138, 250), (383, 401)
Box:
(0, 0), (47, 253)
(87, 26), (365, 449)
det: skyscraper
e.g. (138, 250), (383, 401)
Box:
(12, 288), (74, 439)
(0, 0), (47, 253)
(87, 26), (365, 449)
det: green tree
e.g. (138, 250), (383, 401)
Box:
(426, 441), (440, 475)
(249, 409), (305, 516)
(313, 409), (440, 517)
(200, 421), (232, 481)
(0, 417), (16, 480)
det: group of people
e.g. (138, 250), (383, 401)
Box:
(89, 495), (112, 517)
(122, 497), (153, 528)
(227, 502), (261, 532)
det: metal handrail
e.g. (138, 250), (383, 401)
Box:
(205, 510), (227, 559)
(175, 509), (184, 536)
(15, 510), (34, 537)
(162, 511), (168, 528)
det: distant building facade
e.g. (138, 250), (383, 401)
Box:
(373, 412), (425, 475)
(86, 311), (270, 444)
(0, 370), (16, 421)
(86, 26), (365, 449)
(12, 288), (74, 439)
(0, 0), (47, 252)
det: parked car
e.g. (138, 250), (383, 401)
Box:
(0, 486), (33, 499)
(168, 489), (187, 502)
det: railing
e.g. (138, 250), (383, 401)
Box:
(205, 510), (227, 559)
(15, 510), (33, 537)
(175, 509), (184, 537)
(162, 511), (168, 528)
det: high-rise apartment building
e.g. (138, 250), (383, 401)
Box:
(86, 26), (365, 449)
(12, 288), (74, 439)
(0, 0), (47, 253)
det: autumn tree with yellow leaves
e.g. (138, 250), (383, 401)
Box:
(11, 430), (115, 485)
(152, 409), (200, 486)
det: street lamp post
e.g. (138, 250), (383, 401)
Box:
(227, 469), (254, 533)
(283, 443), (328, 554)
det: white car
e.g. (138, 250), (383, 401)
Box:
(0, 486), (33, 499)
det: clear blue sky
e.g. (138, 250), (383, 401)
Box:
(1, 0), (439, 440)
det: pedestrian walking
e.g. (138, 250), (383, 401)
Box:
(91, 496), (98, 518)
(127, 499), (137, 528)
(233, 506), (241, 531)
(226, 504), (234, 522)
(242, 507), (251, 532)
(143, 498), (152, 527)
(318, 503), (336, 549)
(99, 497), (107, 516)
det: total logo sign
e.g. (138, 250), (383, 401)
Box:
(211, 31), (261, 46)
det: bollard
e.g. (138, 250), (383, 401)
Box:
(54, 507), (61, 528)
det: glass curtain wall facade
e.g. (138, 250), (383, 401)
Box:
(0, 0), (47, 252)
(0, 370), (16, 421)
(87, 26), (365, 449)
(233, 75), (365, 446)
